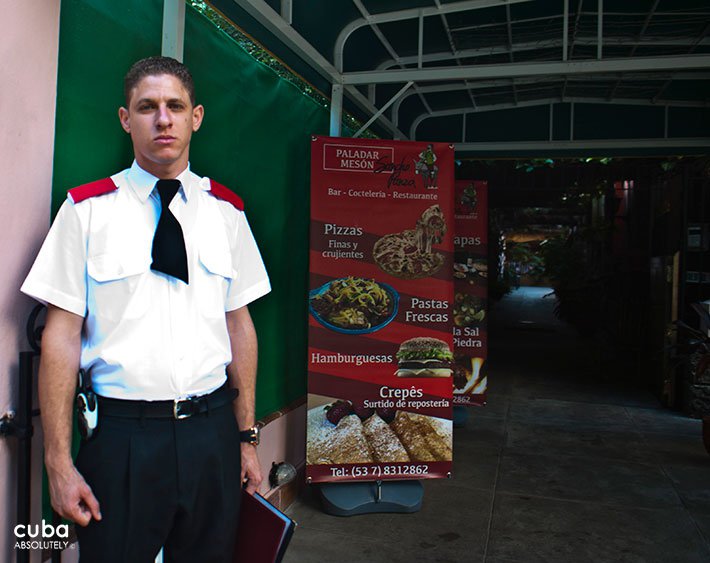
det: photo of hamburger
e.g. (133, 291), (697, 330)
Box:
(395, 337), (453, 378)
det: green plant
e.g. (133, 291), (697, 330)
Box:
(489, 265), (514, 301)
(540, 231), (607, 336)
(507, 242), (545, 280)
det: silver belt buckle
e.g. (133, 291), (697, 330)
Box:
(173, 397), (193, 420)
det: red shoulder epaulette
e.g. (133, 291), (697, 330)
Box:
(209, 179), (244, 211)
(68, 178), (117, 204)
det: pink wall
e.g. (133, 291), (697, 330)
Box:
(257, 404), (307, 495)
(0, 0), (61, 560)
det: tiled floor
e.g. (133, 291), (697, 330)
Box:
(284, 287), (710, 563)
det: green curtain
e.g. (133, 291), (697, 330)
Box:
(53, 0), (331, 417)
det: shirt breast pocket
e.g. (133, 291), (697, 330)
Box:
(197, 245), (235, 319)
(87, 253), (151, 322)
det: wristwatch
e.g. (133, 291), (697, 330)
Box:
(239, 426), (260, 446)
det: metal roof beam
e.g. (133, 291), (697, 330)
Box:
(344, 85), (409, 139)
(232, 0), (411, 139)
(525, 96), (701, 109)
(350, 0), (433, 116)
(353, 82), (413, 138)
(346, 0), (531, 27)
(630, 0), (660, 58)
(505, 3), (517, 104)
(563, 0), (569, 61)
(574, 10), (710, 17)
(392, 70), (710, 127)
(335, 0), (534, 71)
(418, 10), (425, 68)
(351, 0), (400, 63)
(392, 73), (710, 123)
(376, 37), (710, 70)
(344, 55), (710, 85)
(653, 21), (710, 103)
(433, 0), (478, 110)
(394, 73), (710, 97)
(609, 0), (659, 99)
(232, 0), (340, 83)
(456, 138), (710, 152)
(410, 96), (709, 138)
(568, 0), (584, 60)
(452, 10), (571, 33)
(280, 0), (292, 24)
(597, 0), (603, 60)
(451, 10), (710, 33)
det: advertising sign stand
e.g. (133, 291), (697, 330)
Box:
(308, 137), (455, 517)
(452, 181), (489, 407)
(319, 480), (424, 516)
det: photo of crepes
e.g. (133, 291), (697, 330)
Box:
(372, 205), (447, 279)
(307, 398), (452, 465)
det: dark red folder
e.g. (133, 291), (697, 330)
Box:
(234, 490), (296, 563)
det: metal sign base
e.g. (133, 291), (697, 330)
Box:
(318, 480), (423, 516)
(453, 405), (469, 427)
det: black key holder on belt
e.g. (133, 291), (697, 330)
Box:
(76, 369), (98, 440)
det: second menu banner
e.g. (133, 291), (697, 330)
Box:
(453, 180), (489, 406)
(307, 136), (454, 483)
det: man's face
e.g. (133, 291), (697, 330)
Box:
(118, 73), (204, 178)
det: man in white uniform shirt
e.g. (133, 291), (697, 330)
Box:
(21, 57), (270, 562)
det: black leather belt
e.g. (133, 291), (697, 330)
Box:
(98, 384), (238, 420)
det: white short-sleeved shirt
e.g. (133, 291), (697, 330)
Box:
(21, 161), (271, 400)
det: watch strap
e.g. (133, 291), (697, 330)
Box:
(240, 427), (259, 445)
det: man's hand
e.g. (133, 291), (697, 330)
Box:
(240, 443), (262, 495)
(46, 461), (101, 526)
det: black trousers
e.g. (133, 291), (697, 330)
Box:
(75, 401), (241, 563)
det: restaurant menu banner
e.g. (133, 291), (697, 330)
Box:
(452, 180), (488, 406)
(307, 136), (454, 483)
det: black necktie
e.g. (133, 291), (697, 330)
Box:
(151, 179), (189, 284)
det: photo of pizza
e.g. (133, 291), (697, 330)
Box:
(372, 205), (448, 279)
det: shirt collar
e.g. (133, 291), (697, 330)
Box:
(127, 160), (193, 203)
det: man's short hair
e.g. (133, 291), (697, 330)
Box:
(124, 56), (195, 106)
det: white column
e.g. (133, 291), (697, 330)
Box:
(162, 0), (185, 61)
(330, 84), (344, 137)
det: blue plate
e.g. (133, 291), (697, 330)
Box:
(309, 279), (399, 335)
